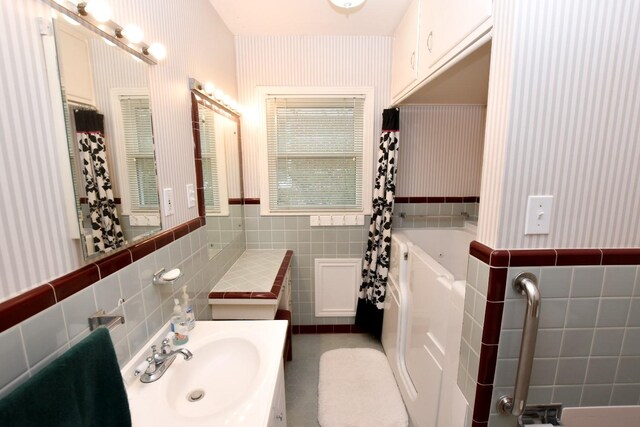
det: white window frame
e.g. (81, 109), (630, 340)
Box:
(109, 88), (158, 218)
(201, 108), (230, 216)
(257, 86), (374, 216)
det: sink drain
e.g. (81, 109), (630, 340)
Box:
(187, 389), (205, 402)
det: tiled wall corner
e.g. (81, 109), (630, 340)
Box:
(488, 264), (640, 427)
(0, 227), (215, 399)
(459, 255), (491, 415)
(243, 204), (368, 326)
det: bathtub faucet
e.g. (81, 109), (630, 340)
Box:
(460, 212), (470, 219)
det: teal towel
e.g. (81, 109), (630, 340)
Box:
(0, 327), (131, 427)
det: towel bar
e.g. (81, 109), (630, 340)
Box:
(497, 272), (541, 417)
(88, 309), (125, 331)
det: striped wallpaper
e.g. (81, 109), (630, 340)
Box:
(397, 105), (486, 197)
(235, 35), (393, 198)
(0, 0), (237, 300)
(479, 0), (640, 249)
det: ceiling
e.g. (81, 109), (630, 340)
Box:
(208, 0), (413, 36)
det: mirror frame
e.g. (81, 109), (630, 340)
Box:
(190, 89), (244, 218)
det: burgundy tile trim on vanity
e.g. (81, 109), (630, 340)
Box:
(0, 220), (203, 334)
(0, 285), (57, 333)
(207, 250), (294, 300)
(173, 223), (190, 240)
(50, 264), (100, 302)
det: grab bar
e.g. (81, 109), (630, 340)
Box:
(497, 272), (541, 417)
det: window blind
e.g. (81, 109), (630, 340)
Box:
(198, 105), (221, 213)
(119, 95), (158, 211)
(265, 96), (365, 212)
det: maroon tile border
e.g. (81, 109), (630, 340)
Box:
(509, 249), (557, 267)
(486, 268), (508, 302)
(208, 250), (294, 301)
(476, 344), (499, 385)
(556, 248), (602, 266)
(472, 384), (494, 423)
(244, 198), (261, 205)
(481, 301), (504, 345)
(395, 196), (480, 204)
(50, 264), (100, 302)
(229, 198), (243, 205)
(602, 248), (640, 265)
(0, 219), (204, 334)
(0, 285), (57, 333)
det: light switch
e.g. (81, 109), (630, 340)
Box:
(163, 188), (174, 216)
(319, 216), (332, 226)
(331, 215), (345, 226)
(524, 195), (553, 235)
(310, 216), (320, 226)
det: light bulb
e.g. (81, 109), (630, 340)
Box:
(203, 82), (215, 95)
(222, 95), (232, 106)
(213, 89), (224, 101)
(122, 25), (143, 44)
(85, 0), (112, 23)
(147, 43), (166, 60)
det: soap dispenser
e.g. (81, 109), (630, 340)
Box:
(170, 298), (189, 345)
(181, 285), (195, 330)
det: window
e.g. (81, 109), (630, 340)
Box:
(260, 87), (374, 215)
(198, 104), (229, 216)
(110, 88), (159, 216)
(119, 95), (158, 211)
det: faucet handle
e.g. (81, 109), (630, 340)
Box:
(161, 338), (172, 354)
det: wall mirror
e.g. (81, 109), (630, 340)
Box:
(52, 15), (161, 260)
(190, 89), (244, 260)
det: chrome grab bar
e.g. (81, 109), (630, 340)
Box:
(497, 272), (541, 417)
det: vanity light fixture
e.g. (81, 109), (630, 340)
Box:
(329, 0), (366, 9)
(189, 77), (242, 116)
(44, 0), (165, 65)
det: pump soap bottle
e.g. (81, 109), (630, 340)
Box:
(182, 285), (195, 330)
(170, 298), (189, 345)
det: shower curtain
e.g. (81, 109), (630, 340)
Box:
(355, 108), (400, 338)
(74, 109), (124, 254)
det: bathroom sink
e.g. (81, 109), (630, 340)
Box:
(165, 337), (260, 418)
(122, 320), (287, 427)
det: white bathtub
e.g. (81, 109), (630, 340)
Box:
(562, 406), (640, 427)
(382, 227), (475, 427)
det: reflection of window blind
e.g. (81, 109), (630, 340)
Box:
(120, 96), (158, 210)
(265, 96), (364, 211)
(199, 106), (221, 213)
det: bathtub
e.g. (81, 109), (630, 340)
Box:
(382, 227), (475, 427)
(562, 406), (640, 427)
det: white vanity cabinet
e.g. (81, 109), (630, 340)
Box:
(392, 0), (493, 103)
(268, 360), (287, 427)
(391, 0), (421, 98)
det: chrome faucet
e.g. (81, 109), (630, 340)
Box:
(135, 338), (193, 383)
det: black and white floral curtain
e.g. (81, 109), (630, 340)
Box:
(355, 108), (399, 338)
(74, 109), (124, 253)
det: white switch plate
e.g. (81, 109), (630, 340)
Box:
(163, 188), (174, 216)
(186, 184), (195, 208)
(524, 195), (553, 235)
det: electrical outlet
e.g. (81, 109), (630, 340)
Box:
(186, 184), (195, 208)
(163, 188), (174, 216)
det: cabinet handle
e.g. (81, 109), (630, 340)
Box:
(427, 31), (433, 53)
(410, 51), (416, 69)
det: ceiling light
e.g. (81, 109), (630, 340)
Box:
(329, 0), (366, 9)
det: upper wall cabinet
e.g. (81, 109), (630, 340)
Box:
(392, 0), (493, 103)
(391, 0), (421, 98)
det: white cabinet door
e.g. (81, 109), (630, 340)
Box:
(391, 0), (421, 98)
(419, 0), (492, 76)
(268, 360), (287, 427)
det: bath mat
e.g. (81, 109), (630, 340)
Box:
(318, 348), (408, 427)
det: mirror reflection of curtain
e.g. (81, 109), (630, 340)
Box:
(73, 109), (124, 253)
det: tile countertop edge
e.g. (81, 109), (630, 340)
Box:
(208, 249), (293, 301)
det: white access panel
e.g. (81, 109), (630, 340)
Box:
(314, 258), (361, 317)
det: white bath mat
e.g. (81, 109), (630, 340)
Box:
(318, 348), (408, 427)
